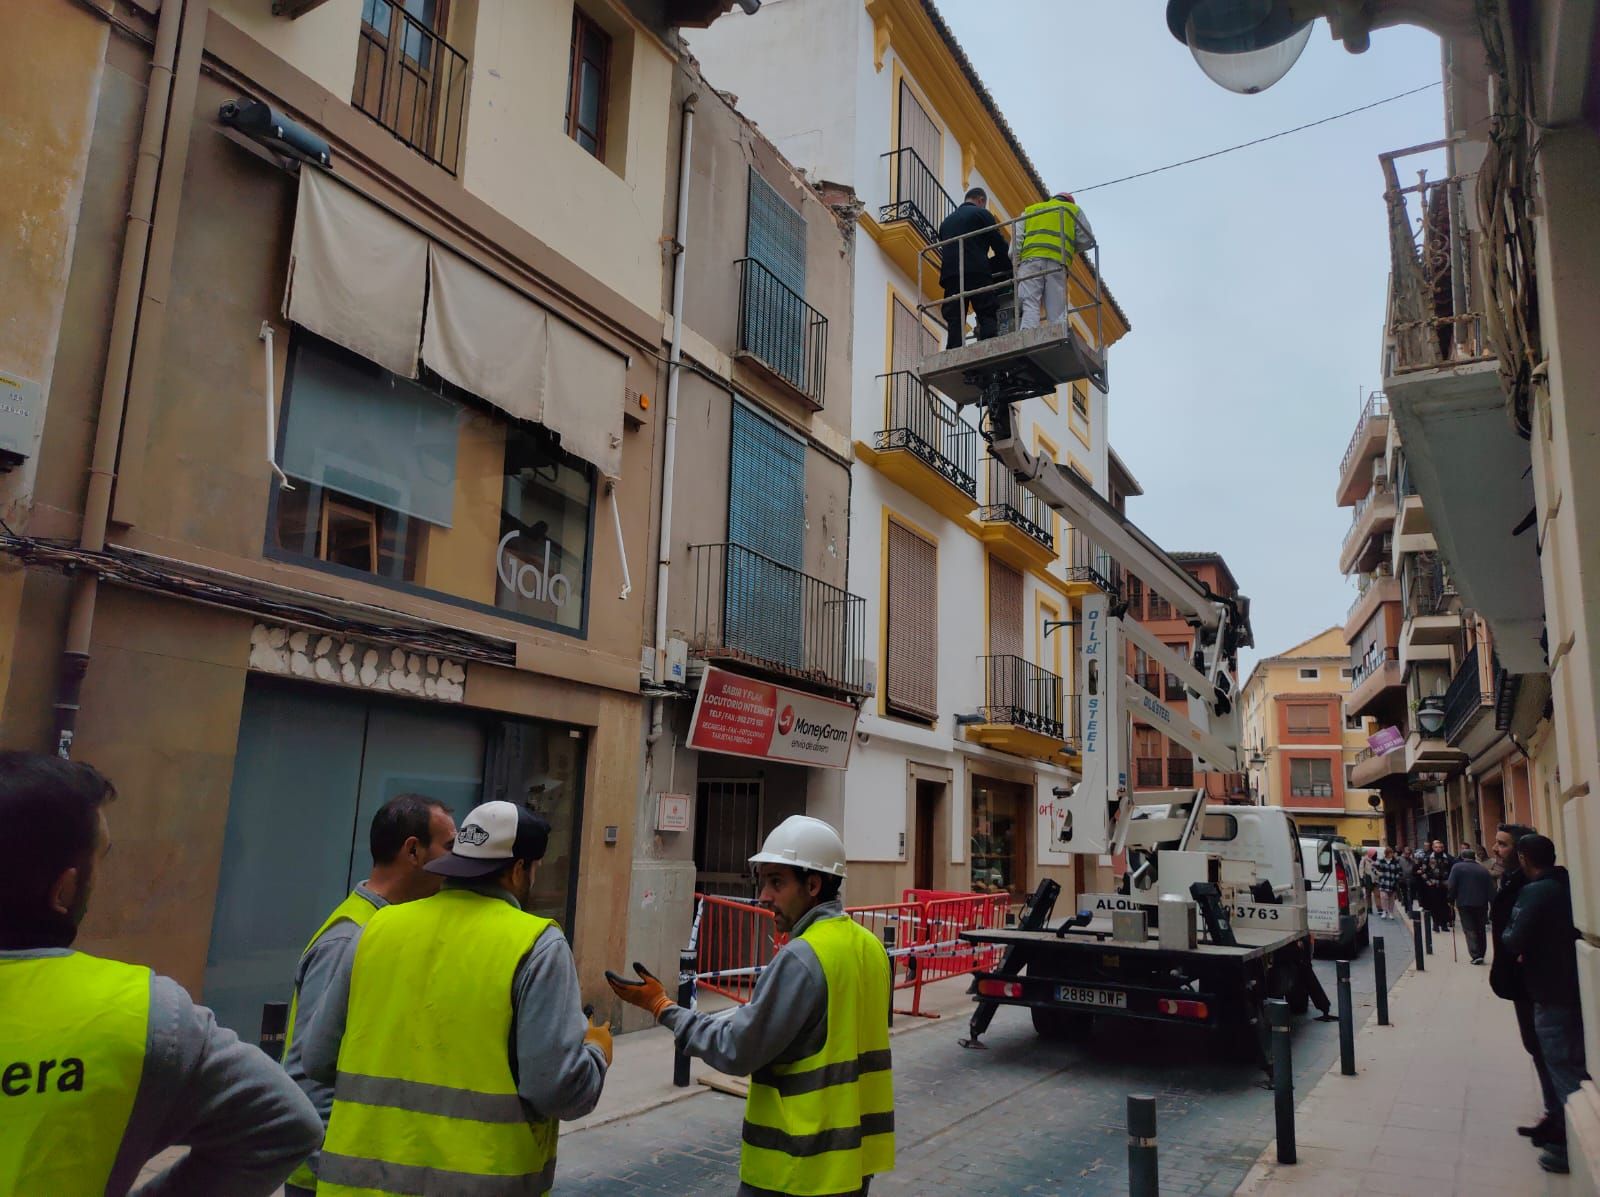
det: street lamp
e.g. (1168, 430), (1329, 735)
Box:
(1164, 0), (1480, 93)
(1415, 695), (1447, 737)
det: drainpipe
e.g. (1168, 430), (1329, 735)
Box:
(52, 0), (186, 758)
(648, 92), (696, 750)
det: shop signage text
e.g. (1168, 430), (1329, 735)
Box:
(498, 531), (572, 607)
(656, 792), (691, 833)
(687, 666), (857, 770)
(1367, 725), (1404, 754)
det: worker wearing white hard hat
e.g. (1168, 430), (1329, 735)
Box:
(608, 815), (895, 1196)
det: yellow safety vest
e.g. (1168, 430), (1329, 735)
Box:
(1018, 199), (1081, 264)
(318, 887), (558, 1197)
(283, 888), (381, 1190)
(741, 915), (895, 1196)
(0, 952), (151, 1196)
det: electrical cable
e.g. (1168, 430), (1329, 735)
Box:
(1068, 82), (1443, 195)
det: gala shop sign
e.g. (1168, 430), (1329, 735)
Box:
(687, 666), (857, 770)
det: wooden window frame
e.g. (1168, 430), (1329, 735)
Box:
(1289, 756), (1335, 797)
(353, 0), (460, 169)
(566, 9), (612, 160)
(1286, 703), (1332, 735)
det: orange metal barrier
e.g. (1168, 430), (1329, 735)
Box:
(692, 889), (1011, 1017)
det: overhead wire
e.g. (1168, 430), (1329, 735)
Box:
(1068, 82), (1443, 195)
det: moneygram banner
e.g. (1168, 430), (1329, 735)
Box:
(687, 666), (858, 770)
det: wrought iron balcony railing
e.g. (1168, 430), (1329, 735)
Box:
(1443, 644), (1493, 743)
(977, 654), (1064, 741)
(736, 258), (828, 409)
(1351, 645), (1400, 689)
(1343, 483), (1394, 552)
(1066, 529), (1122, 594)
(688, 542), (867, 698)
(873, 372), (977, 498)
(1405, 554), (1453, 619)
(981, 459), (1053, 551)
(878, 146), (956, 246)
(354, 0), (469, 174)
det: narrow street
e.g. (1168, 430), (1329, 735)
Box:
(557, 920), (1413, 1196)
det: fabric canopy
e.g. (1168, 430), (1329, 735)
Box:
(544, 316), (625, 479)
(284, 168), (427, 379)
(423, 245), (547, 425)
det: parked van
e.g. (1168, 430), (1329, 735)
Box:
(1299, 836), (1369, 956)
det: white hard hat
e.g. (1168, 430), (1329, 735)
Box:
(749, 815), (847, 878)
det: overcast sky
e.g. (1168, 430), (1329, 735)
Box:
(939, 4), (1446, 673)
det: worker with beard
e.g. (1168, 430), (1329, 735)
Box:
(608, 815), (894, 1196)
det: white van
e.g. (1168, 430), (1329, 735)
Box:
(1299, 836), (1369, 956)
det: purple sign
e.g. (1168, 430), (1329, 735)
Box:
(1367, 725), (1405, 754)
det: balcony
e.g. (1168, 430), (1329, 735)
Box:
(1343, 575), (1399, 644)
(978, 458), (1055, 573)
(965, 654), (1069, 761)
(1338, 484), (1398, 575)
(855, 372), (977, 522)
(1400, 555), (1459, 663)
(1350, 744), (1406, 788)
(862, 147), (955, 302)
(1380, 141), (1544, 673)
(1443, 644), (1498, 757)
(734, 258), (828, 411)
(1065, 529), (1122, 596)
(1346, 646), (1402, 719)
(688, 542), (868, 699)
(1336, 391), (1390, 507)
(353, 2), (469, 175)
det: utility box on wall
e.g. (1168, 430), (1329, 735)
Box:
(0, 371), (42, 471)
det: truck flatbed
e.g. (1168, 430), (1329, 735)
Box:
(962, 920), (1306, 961)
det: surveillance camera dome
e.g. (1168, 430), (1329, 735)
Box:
(1165, 0), (1314, 94)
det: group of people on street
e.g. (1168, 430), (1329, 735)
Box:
(934, 186), (1091, 350)
(0, 750), (894, 1197)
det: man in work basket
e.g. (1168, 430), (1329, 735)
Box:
(608, 815), (894, 1196)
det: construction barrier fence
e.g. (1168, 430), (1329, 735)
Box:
(690, 888), (1012, 1018)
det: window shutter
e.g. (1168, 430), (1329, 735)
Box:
(890, 297), (937, 376)
(746, 169), (806, 296)
(898, 80), (940, 174)
(727, 403), (806, 668)
(987, 559), (1024, 659)
(885, 521), (938, 721)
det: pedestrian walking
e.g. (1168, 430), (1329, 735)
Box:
(1489, 822), (1561, 1145)
(1448, 846), (1495, 964)
(1420, 840), (1455, 932)
(609, 815), (893, 1197)
(1503, 833), (1592, 1174)
(1373, 846), (1402, 919)
(301, 800), (610, 1196)
(0, 751), (322, 1195)
(935, 187), (1009, 349)
(1397, 845), (1416, 910)
(279, 793), (457, 1195)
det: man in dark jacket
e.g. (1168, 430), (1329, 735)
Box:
(1490, 823), (1559, 1143)
(936, 187), (1009, 349)
(1503, 833), (1591, 1174)
(1448, 848), (1495, 963)
(1419, 840), (1455, 932)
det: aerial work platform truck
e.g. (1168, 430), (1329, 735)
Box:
(917, 214), (1325, 1063)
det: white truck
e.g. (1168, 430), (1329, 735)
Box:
(916, 218), (1325, 1061)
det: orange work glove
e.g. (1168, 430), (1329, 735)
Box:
(583, 1011), (613, 1064)
(605, 962), (675, 1020)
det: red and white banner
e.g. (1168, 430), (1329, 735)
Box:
(687, 666), (858, 770)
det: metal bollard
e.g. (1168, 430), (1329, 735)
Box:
(1266, 998), (1295, 1165)
(673, 948), (696, 1088)
(258, 1001), (288, 1061)
(1424, 915), (1434, 955)
(1336, 960), (1355, 1076)
(1412, 910), (1425, 972)
(1374, 938), (1390, 1026)
(1127, 1093), (1158, 1197)
(884, 923), (897, 1028)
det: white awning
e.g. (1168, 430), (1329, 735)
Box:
(423, 245), (547, 425)
(544, 315), (625, 478)
(284, 168), (426, 379)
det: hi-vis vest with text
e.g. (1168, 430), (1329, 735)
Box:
(0, 952), (151, 1195)
(741, 915), (895, 1195)
(318, 888), (558, 1196)
(1018, 199), (1081, 264)
(282, 888), (380, 1190)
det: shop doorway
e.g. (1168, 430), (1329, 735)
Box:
(696, 778), (763, 897)
(970, 775), (1030, 897)
(913, 778), (945, 891)
(203, 678), (586, 1042)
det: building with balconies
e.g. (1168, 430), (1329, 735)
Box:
(689, 0), (1133, 909)
(1241, 627), (1383, 845)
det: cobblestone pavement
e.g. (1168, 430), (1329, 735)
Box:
(557, 919), (1414, 1196)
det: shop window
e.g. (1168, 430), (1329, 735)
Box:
(566, 10), (611, 158)
(971, 780), (1024, 895)
(1290, 757), (1334, 798)
(271, 333), (595, 636)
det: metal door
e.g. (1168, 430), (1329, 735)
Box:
(695, 779), (763, 897)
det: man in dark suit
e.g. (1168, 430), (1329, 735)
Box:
(936, 187), (1010, 350)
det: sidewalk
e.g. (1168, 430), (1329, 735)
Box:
(1235, 912), (1578, 1197)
